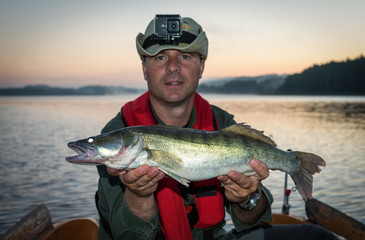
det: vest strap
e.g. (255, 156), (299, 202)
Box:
(122, 91), (224, 239)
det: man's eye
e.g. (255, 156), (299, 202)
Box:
(181, 55), (190, 59)
(155, 55), (165, 61)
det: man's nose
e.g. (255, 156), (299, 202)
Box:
(166, 57), (181, 73)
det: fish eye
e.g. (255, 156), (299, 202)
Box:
(87, 138), (94, 143)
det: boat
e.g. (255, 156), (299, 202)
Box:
(39, 217), (98, 240)
(1, 204), (98, 240)
(2, 174), (365, 240)
(3, 200), (364, 240)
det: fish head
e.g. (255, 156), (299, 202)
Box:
(66, 129), (142, 169)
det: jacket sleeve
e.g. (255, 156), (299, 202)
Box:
(96, 165), (160, 239)
(96, 112), (161, 239)
(226, 185), (274, 232)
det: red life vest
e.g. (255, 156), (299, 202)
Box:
(122, 91), (225, 240)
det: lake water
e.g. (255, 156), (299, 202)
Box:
(0, 94), (364, 234)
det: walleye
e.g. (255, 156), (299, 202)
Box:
(66, 123), (325, 200)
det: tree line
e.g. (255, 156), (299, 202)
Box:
(276, 55), (365, 95)
(198, 55), (365, 95)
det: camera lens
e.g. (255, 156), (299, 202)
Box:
(167, 20), (180, 33)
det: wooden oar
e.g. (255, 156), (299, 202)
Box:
(305, 198), (365, 240)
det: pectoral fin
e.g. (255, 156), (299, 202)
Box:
(147, 149), (184, 170)
(147, 149), (189, 186)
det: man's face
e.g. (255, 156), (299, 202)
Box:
(142, 50), (205, 105)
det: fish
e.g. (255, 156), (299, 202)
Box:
(66, 123), (326, 200)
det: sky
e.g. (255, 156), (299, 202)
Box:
(1, 0), (364, 88)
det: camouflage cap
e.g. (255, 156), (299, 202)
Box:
(136, 15), (208, 59)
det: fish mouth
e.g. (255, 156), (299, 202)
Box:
(66, 142), (105, 165)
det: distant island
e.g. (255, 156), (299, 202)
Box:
(1, 55), (364, 96)
(0, 85), (143, 96)
(198, 74), (287, 94)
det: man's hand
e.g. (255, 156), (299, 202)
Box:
(107, 165), (165, 220)
(217, 159), (270, 224)
(217, 159), (269, 204)
(110, 165), (165, 197)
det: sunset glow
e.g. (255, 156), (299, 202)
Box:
(1, 0), (364, 88)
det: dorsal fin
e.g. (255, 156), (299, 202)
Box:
(221, 123), (276, 147)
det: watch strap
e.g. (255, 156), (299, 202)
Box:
(234, 189), (261, 211)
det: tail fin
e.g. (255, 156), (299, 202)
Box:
(291, 151), (326, 200)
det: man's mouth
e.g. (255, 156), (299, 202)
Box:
(166, 81), (182, 86)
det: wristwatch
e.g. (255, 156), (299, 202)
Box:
(234, 189), (261, 211)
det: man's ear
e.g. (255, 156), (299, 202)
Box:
(199, 59), (206, 79)
(142, 59), (148, 81)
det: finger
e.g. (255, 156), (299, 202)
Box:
(222, 171), (258, 202)
(217, 175), (237, 190)
(134, 166), (160, 186)
(122, 165), (150, 184)
(150, 171), (165, 185)
(107, 167), (126, 176)
(218, 173), (245, 186)
(134, 170), (165, 191)
(227, 170), (248, 183)
(226, 171), (253, 190)
(134, 180), (144, 188)
(217, 175), (228, 183)
(249, 159), (270, 180)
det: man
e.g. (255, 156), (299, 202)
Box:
(95, 15), (336, 240)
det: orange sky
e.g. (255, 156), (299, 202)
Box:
(1, 0), (364, 88)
